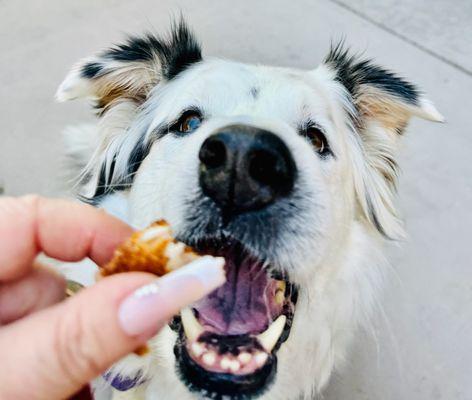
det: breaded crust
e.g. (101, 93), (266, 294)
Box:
(102, 220), (200, 277)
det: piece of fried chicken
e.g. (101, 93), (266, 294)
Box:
(102, 220), (200, 277)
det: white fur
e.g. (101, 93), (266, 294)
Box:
(58, 45), (441, 400)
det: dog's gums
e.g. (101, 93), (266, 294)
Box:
(171, 240), (297, 399)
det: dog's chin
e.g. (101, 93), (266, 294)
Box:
(169, 238), (298, 400)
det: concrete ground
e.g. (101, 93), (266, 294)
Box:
(1, 1), (471, 399)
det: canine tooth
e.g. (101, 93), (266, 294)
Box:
(229, 360), (241, 373)
(202, 351), (216, 366)
(191, 342), (205, 357)
(238, 352), (252, 364)
(255, 352), (268, 367)
(257, 315), (287, 352)
(181, 308), (204, 342)
(221, 357), (232, 370)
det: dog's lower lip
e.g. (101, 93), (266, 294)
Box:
(175, 336), (277, 399)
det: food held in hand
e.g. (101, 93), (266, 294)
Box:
(102, 220), (200, 277)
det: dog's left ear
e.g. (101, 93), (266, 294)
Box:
(56, 19), (201, 111)
(322, 44), (444, 239)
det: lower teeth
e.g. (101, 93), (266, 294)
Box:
(188, 339), (269, 373)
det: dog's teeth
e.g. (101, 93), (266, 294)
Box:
(191, 342), (205, 357)
(181, 308), (204, 342)
(221, 357), (232, 371)
(229, 360), (241, 373)
(255, 352), (268, 367)
(238, 352), (252, 364)
(257, 315), (287, 352)
(202, 351), (216, 366)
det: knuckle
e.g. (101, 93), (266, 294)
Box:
(19, 194), (42, 218)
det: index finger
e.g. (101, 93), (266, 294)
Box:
(0, 196), (133, 281)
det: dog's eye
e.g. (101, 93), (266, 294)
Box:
(305, 126), (330, 155)
(176, 111), (202, 134)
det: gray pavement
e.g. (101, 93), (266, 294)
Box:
(0, 1), (471, 399)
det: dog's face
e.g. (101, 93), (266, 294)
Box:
(58, 21), (442, 400)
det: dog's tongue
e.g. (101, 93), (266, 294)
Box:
(193, 251), (280, 335)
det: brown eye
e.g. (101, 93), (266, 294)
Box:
(306, 126), (330, 155)
(177, 112), (202, 134)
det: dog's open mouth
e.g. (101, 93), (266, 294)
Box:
(171, 239), (297, 399)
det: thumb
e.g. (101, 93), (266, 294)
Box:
(0, 257), (224, 400)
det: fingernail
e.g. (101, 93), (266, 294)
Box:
(118, 256), (225, 336)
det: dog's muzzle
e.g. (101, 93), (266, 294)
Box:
(169, 125), (300, 399)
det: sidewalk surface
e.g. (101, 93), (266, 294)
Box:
(1, 1), (471, 399)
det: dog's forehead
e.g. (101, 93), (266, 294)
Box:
(156, 59), (330, 122)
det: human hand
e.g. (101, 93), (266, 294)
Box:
(0, 196), (225, 399)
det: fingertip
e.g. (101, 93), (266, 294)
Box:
(0, 196), (134, 281)
(36, 198), (134, 265)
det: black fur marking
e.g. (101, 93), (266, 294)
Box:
(82, 132), (153, 204)
(90, 157), (127, 200)
(103, 18), (202, 80)
(250, 87), (260, 99)
(164, 19), (203, 79)
(106, 37), (158, 62)
(366, 196), (393, 240)
(395, 125), (407, 135)
(126, 136), (152, 178)
(325, 42), (419, 105)
(81, 62), (103, 79)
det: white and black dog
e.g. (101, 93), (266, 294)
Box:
(56, 20), (442, 400)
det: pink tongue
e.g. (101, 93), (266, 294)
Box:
(193, 254), (280, 335)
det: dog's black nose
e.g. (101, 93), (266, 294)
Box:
(199, 125), (296, 214)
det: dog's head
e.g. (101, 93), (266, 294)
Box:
(58, 20), (442, 400)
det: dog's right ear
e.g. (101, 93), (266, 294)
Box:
(56, 19), (201, 112)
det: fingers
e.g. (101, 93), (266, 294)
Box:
(0, 273), (152, 400)
(0, 196), (133, 281)
(0, 257), (225, 400)
(0, 263), (66, 325)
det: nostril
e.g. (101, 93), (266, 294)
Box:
(199, 138), (227, 169)
(248, 150), (280, 188)
(248, 148), (293, 195)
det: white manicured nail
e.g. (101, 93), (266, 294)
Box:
(118, 256), (225, 336)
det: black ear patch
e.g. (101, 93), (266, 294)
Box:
(80, 19), (202, 81)
(81, 62), (104, 79)
(324, 42), (419, 106)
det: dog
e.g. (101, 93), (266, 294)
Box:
(56, 19), (443, 400)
